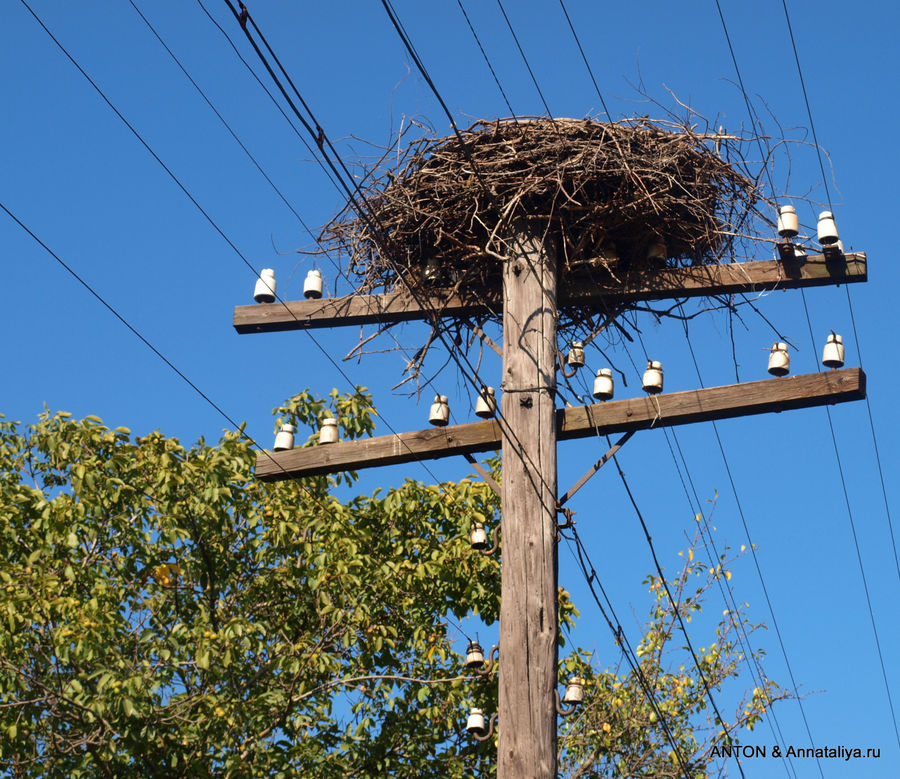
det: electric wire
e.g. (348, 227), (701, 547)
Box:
(0, 196), (479, 668)
(661, 426), (797, 779)
(555, 0), (611, 118)
(796, 291), (900, 751)
(130, 0), (440, 396)
(455, 0), (516, 119)
(226, 0), (562, 518)
(127, 0), (326, 271)
(777, 0), (900, 594)
(18, 0), (453, 494)
(194, 0), (343, 198)
(714, 0), (900, 754)
(558, 529), (694, 778)
(493, 0), (552, 117)
(777, 0), (831, 210)
(555, 310), (755, 777)
(619, 310), (798, 775)
(610, 451), (745, 778)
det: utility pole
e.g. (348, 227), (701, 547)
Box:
(234, 249), (866, 778)
(496, 226), (559, 775)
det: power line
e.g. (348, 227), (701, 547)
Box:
(224, 0), (561, 516)
(796, 290), (900, 751)
(455, 0), (516, 119)
(1, 195), (481, 662)
(610, 450), (746, 778)
(734, 0), (900, 753)
(555, 0), (611, 118)
(661, 425), (797, 779)
(127, 0), (333, 275)
(774, 0), (900, 597)
(19, 0), (453, 492)
(194, 0), (343, 197)
(708, 0), (900, 768)
(559, 529), (694, 779)
(493, 0), (552, 116)
(777, 0), (832, 209)
(673, 309), (824, 776)
(131, 0), (446, 400)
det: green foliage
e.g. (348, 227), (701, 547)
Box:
(557, 523), (789, 778)
(0, 396), (783, 778)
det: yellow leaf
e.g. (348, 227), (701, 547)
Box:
(688, 549), (694, 562)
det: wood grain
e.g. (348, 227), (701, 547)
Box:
(255, 368), (865, 480)
(496, 227), (559, 778)
(234, 253), (866, 333)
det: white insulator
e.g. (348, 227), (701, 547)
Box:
(777, 205), (799, 238)
(817, 211), (839, 245)
(474, 386), (497, 419)
(592, 368), (614, 401)
(567, 342), (586, 369)
(822, 333), (845, 369)
(319, 417), (339, 445)
(273, 423), (295, 451)
(253, 268), (276, 303)
(303, 269), (323, 299)
(469, 522), (489, 551)
(768, 342), (790, 377)
(429, 395), (450, 427)
(466, 708), (487, 735)
(563, 677), (584, 705)
(642, 361), (664, 394)
(465, 640), (485, 669)
(647, 239), (667, 262)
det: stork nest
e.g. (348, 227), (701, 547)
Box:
(323, 117), (767, 303)
(319, 116), (779, 389)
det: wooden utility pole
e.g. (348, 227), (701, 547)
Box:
(497, 226), (559, 775)
(234, 250), (866, 779)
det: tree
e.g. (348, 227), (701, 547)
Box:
(0, 392), (784, 777)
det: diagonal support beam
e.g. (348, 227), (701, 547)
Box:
(255, 368), (865, 481)
(558, 430), (634, 506)
(463, 452), (501, 497)
(234, 253), (866, 334)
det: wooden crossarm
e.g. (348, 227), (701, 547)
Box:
(235, 253), (865, 334)
(255, 367), (865, 481)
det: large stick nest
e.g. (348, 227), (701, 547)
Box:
(323, 117), (765, 303)
(320, 116), (778, 390)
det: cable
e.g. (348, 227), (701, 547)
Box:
(777, 0), (831, 209)
(493, 0), (552, 117)
(715, 0), (900, 753)
(776, 0), (900, 595)
(226, 0), (561, 517)
(555, 0), (611, 118)
(194, 0), (343, 197)
(560, 528), (694, 778)
(610, 452), (745, 778)
(797, 292), (900, 751)
(1, 195), (484, 677)
(20, 0), (452, 490)
(455, 0), (516, 119)
(661, 426), (797, 779)
(131, 0), (440, 396)
(127, 0), (329, 272)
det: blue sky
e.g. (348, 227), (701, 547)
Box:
(3, 1), (898, 775)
